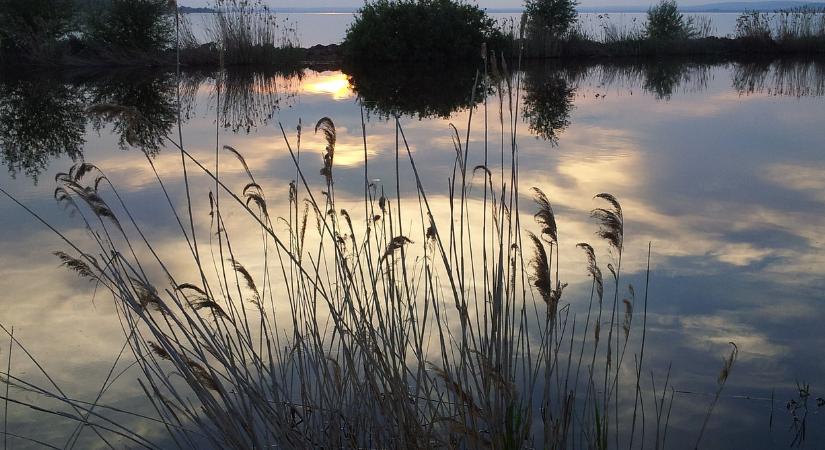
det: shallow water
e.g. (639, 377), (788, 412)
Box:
(1, 58), (825, 448)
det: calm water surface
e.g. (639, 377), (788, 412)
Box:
(1, 59), (824, 448)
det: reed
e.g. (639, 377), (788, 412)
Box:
(736, 8), (825, 44)
(203, 0), (300, 66)
(0, 55), (740, 449)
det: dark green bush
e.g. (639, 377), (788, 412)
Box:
(524, 0), (578, 37)
(342, 0), (503, 62)
(646, 0), (696, 40)
(0, 0), (73, 57)
(84, 0), (174, 52)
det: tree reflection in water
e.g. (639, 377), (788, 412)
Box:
(1, 57), (824, 182)
(87, 71), (178, 155)
(346, 61), (485, 119)
(0, 75), (86, 182)
(522, 62), (578, 144)
(0, 67), (300, 182)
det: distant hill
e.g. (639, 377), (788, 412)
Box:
(182, 2), (825, 15)
(579, 1), (825, 12)
(179, 6), (215, 13)
(681, 1), (825, 11)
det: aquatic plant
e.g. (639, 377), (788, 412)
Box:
(205, 0), (301, 66)
(0, 56), (743, 449)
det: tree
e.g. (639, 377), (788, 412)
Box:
(83, 0), (174, 52)
(0, 0), (74, 56)
(342, 0), (503, 62)
(646, 0), (697, 40)
(524, 0), (579, 37)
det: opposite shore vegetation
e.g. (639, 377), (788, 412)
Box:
(0, 0), (824, 68)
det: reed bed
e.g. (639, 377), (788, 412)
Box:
(176, 0), (301, 67)
(0, 53), (739, 449)
(735, 8), (825, 43)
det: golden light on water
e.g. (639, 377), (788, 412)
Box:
(303, 72), (353, 100)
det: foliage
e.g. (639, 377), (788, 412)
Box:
(524, 0), (579, 37)
(342, 0), (503, 62)
(0, 0), (74, 57)
(645, 0), (697, 40)
(83, 0), (174, 52)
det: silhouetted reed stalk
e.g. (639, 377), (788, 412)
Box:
(0, 53), (741, 449)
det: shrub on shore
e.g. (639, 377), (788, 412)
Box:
(646, 0), (698, 40)
(522, 0), (581, 58)
(342, 0), (504, 62)
(0, 0), (74, 59)
(524, 0), (579, 37)
(82, 0), (175, 53)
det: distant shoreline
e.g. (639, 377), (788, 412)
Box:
(181, 1), (825, 15)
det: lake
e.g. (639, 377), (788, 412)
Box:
(1, 57), (824, 448)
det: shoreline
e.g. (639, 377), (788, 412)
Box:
(2, 38), (825, 72)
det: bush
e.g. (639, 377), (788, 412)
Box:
(524, 0), (578, 37)
(0, 0), (73, 57)
(83, 0), (174, 52)
(342, 0), (503, 62)
(646, 0), (696, 40)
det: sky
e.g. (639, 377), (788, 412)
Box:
(177, 0), (797, 9)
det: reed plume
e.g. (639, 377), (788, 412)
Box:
(592, 193), (624, 250)
(532, 187), (558, 243)
(316, 117), (336, 181)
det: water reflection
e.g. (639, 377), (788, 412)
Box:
(87, 71), (178, 155)
(733, 58), (825, 97)
(2, 57), (825, 449)
(345, 61), (483, 119)
(2, 57), (825, 183)
(522, 62), (577, 143)
(0, 74), (85, 181)
(0, 69), (301, 181)
(212, 68), (301, 132)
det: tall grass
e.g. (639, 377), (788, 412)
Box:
(199, 0), (300, 66)
(0, 56), (740, 448)
(736, 7), (825, 43)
